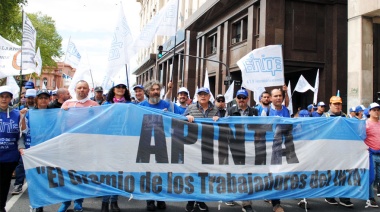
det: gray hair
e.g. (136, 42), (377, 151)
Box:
(143, 80), (163, 97)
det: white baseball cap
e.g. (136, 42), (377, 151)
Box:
(369, 102), (380, 110)
(177, 87), (189, 95)
(0, 86), (13, 98)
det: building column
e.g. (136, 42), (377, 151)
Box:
(347, 16), (373, 108)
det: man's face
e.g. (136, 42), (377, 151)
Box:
(0, 93), (12, 109)
(37, 94), (50, 108)
(75, 82), (90, 100)
(317, 105), (325, 113)
(261, 93), (271, 106)
(177, 92), (188, 104)
(271, 89), (283, 107)
(370, 108), (380, 119)
(215, 98), (225, 109)
(26, 96), (35, 106)
(329, 102), (342, 114)
(237, 95), (248, 108)
(149, 84), (161, 98)
(95, 91), (103, 99)
(197, 92), (210, 104)
(134, 88), (144, 101)
(62, 90), (71, 101)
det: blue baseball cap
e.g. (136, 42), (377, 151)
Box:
(355, 105), (364, 113)
(298, 109), (310, 117)
(236, 88), (248, 97)
(349, 106), (356, 113)
(317, 102), (325, 107)
(364, 108), (370, 117)
(133, 85), (144, 90)
(307, 104), (313, 110)
(369, 102), (380, 111)
(197, 87), (210, 94)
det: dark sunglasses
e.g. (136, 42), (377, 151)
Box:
(237, 96), (247, 100)
(217, 99), (225, 103)
(115, 85), (126, 89)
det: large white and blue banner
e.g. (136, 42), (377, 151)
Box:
(23, 104), (369, 208)
(237, 45), (285, 90)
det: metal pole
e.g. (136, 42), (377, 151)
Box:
(18, 9), (25, 109)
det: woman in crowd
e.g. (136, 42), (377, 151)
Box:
(0, 86), (24, 212)
(101, 80), (131, 212)
(18, 89), (53, 212)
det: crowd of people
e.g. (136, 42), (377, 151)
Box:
(0, 79), (379, 212)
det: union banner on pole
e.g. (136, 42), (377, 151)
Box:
(22, 11), (37, 74)
(237, 45), (285, 90)
(24, 104), (369, 208)
(0, 35), (21, 78)
(64, 40), (81, 69)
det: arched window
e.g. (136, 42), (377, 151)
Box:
(52, 78), (56, 88)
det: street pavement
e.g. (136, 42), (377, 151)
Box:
(5, 180), (380, 212)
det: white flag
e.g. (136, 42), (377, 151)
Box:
(253, 87), (266, 106)
(193, 86), (198, 103)
(237, 45), (285, 90)
(102, 4), (134, 90)
(203, 69), (214, 103)
(160, 86), (165, 99)
(287, 81), (293, 116)
(6, 76), (20, 98)
(0, 35), (21, 78)
(34, 47), (42, 76)
(293, 75), (314, 93)
(22, 12), (37, 73)
(65, 40), (81, 68)
(313, 69), (319, 104)
(224, 81), (235, 103)
(133, 0), (178, 49)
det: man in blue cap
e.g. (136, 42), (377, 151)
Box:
(133, 84), (145, 103)
(311, 102), (326, 117)
(354, 105), (364, 120)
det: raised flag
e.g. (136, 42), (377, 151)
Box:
(237, 45), (285, 90)
(102, 4), (134, 90)
(133, 0), (178, 49)
(224, 81), (235, 103)
(34, 47), (42, 76)
(6, 76), (20, 98)
(192, 86), (198, 103)
(22, 11), (37, 73)
(293, 75), (314, 93)
(287, 81), (293, 115)
(203, 68), (214, 103)
(65, 39), (81, 69)
(313, 69), (319, 104)
(0, 35), (21, 78)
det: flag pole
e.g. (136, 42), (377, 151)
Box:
(18, 9), (25, 109)
(170, 0), (179, 83)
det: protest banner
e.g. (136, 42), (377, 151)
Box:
(23, 104), (368, 208)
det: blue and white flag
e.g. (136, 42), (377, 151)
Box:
(24, 104), (369, 208)
(22, 11), (37, 74)
(237, 45), (285, 90)
(133, 0), (178, 49)
(65, 40), (81, 68)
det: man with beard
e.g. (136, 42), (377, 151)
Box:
(48, 88), (71, 108)
(255, 91), (271, 116)
(90, 86), (105, 105)
(20, 89), (36, 110)
(139, 80), (182, 211)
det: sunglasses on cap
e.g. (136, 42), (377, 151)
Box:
(237, 96), (247, 100)
(115, 85), (126, 89)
